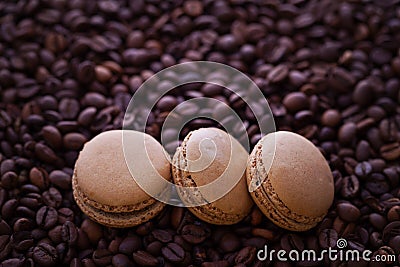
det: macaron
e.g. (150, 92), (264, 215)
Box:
(247, 131), (334, 231)
(72, 130), (171, 228)
(172, 127), (253, 225)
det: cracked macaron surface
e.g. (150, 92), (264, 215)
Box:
(247, 131), (334, 231)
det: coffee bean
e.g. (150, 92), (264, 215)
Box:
(1, 199), (18, 219)
(33, 243), (58, 267)
(59, 98), (80, 120)
(41, 125), (62, 149)
(183, 0), (203, 17)
(380, 142), (400, 160)
(235, 246), (256, 265)
(58, 208), (74, 224)
(77, 107), (97, 126)
(81, 219), (102, 245)
(387, 206), (400, 221)
(61, 221), (78, 246)
(0, 159), (15, 177)
(36, 206), (58, 230)
(152, 229), (173, 243)
(119, 236), (141, 254)
(132, 250), (158, 266)
(63, 133), (87, 150)
(156, 96), (178, 112)
(217, 35), (238, 53)
(319, 229), (338, 249)
(281, 234), (304, 251)
(282, 92), (309, 113)
(370, 213), (387, 231)
(268, 64), (289, 83)
(337, 202), (361, 222)
(338, 122), (357, 145)
(77, 61), (95, 84)
(42, 187), (62, 208)
(112, 254), (133, 267)
(34, 143), (59, 164)
(219, 233), (241, 252)
(47, 171), (70, 191)
(0, 235), (11, 261)
(92, 249), (112, 266)
(82, 92), (107, 109)
(162, 242), (185, 263)
(181, 224), (208, 244)
(1, 171), (18, 189)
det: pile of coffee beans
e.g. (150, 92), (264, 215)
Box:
(1, 0), (400, 266)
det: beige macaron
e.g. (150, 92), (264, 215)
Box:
(72, 130), (171, 228)
(247, 131), (334, 231)
(172, 127), (253, 225)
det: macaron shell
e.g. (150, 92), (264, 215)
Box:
(262, 131), (334, 218)
(75, 130), (170, 208)
(172, 128), (253, 225)
(247, 148), (319, 231)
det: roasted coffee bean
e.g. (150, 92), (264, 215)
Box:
(282, 92), (309, 113)
(0, 235), (11, 261)
(161, 242), (185, 263)
(59, 98), (80, 120)
(387, 206), (400, 221)
(34, 143), (59, 164)
(48, 225), (63, 244)
(354, 161), (372, 178)
(78, 107), (97, 126)
(281, 234), (304, 251)
(92, 249), (112, 266)
(49, 170), (71, 190)
(369, 213), (387, 231)
(33, 243), (58, 267)
(13, 218), (34, 232)
(1, 171), (18, 189)
(61, 221), (78, 246)
(337, 202), (361, 222)
(181, 224), (208, 244)
(36, 206), (58, 230)
(132, 250), (158, 266)
(219, 233), (241, 252)
(81, 219), (103, 245)
(57, 208), (74, 224)
(29, 167), (49, 190)
(63, 133), (87, 150)
(319, 229), (338, 249)
(119, 236), (141, 254)
(268, 64), (289, 83)
(42, 187), (62, 208)
(341, 175), (360, 198)
(112, 254), (133, 267)
(235, 246), (256, 265)
(1, 199), (18, 219)
(380, 142), (400, 161)
(77, 61), (95, 84)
